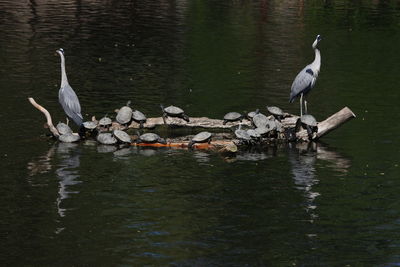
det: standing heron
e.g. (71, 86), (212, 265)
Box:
(289, 35), (322, 116)
(56, 48), (83, 128)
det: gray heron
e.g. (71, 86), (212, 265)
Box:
(289, 35), (322, 116)
(56, 48), (83, 127)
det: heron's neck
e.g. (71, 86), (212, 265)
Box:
(311, 48), (321, 74)
(59, 54), (69, 87)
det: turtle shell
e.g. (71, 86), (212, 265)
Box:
(59, 133), (80, 143)
(140, 133), (161, 143)
(132, 110), (146, 121)
(97, 133), (117, 145)
(247, 109), (259, 119)
(224, 112), (242, 121)
(113, 130), (132, 143)
(99, 116), (112, 127)
(192, 131), (212, 143)
(247, 129), (261, 138)
(255, 127), (270, 135)
(56, 122), (72, 135)
(301, 115), (317, 127)
(116, 105), (133, 124)
(83, 121), (98, 130)
(252, 113), (269, 128)
(234, 129), (251, 140)
(267, 106), (284, 116)
(164, 105), (184, 115)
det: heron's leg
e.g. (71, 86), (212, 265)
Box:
(304, 99), (308, 115)
(66, 117), (69, 126)
(300, 93), (303, 117)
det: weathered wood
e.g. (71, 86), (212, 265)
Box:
(28, 97), (60, 137)
(296, 107), (356, 141)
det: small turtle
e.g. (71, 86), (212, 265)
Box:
(234, 124), (251, 144)
(83, 121), (98, 131)
(267, 106), (285, 121)
(297, 114), (318, 139)
(223, 112), (243, 125)
(59, 133), (80, 143)
(132, 110), (147, 128)
(137, 132), (167, 144)
(252, 113), (269, 128)
(97, 133), (117, 145)
(116, 101), (133, 125)
(160, 104), (190, 123)
(255, 127), (270, 136)
(265, 119), (277, 131)
(56, 122), (72, 135)
(113, 130), (132, 144)
(99, 115), (112, 128)
(247, 129), (261, 139)
(246, 109), (259, 120)
(188, 131), (212, 148)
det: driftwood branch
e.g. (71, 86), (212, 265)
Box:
(296, 107), (356, 141)
(28, 97), (60, 137)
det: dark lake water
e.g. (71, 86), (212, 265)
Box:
(1, 0), (400, 265)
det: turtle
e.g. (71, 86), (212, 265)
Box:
(266, 106), (285, 121)
(83, 121), (98, 131)
(252, 113), (269, 128)
(97, 133), (117, 145)
(56, 122), (72, 135)
(297, 114), (318, 139)
(116, 101), (133, 125)
(223, 112), (243, 125)
(246, 109), (260, 120)
(99, 115), (112, 128)
(188, 131), (212, 148)
(234, 124), (251, 144)
(247, 129), (261, 139)
(113, 130), (132, 144)
(132, 110), (147, 128)
(136, 132), (167, 144)
(160, 104), (190, 123)
(59, 133), (80, 143)
(255, 126), (270, 136)
(265, 119), (277, 131)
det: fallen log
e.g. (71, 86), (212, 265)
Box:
(28, 97), (356, 147)
(28, 97), (60, 137)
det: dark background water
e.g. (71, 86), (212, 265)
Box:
(1, 0), (400, 265)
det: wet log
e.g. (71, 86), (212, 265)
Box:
(28, 97), (60, 137)
(296, 107), (356, 141)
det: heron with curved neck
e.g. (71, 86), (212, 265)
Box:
(56, 48), (83, 128)
(289, 35), (322, 116)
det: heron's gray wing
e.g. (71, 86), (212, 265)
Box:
(289, 67), (315, 102)
(59, 85), (83, 125)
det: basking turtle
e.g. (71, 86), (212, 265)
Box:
(136, 132), (167, 144)
(234, 124), (251, 144)
(297, 114), (318, 139)
(97, 133), (117, 145)
(99, 115), (112, 128)
(113, 130), (132, 144)
(255, 127), (270, 136)
(83, 121), (98, 131)
(116, 101), (133, 125)
(252, 113), (269, 128)
(59, 133), (80, 143)
(223, 112), (243, 125)
(132, 110), (147, 128)
(266, 106), (285, 121)
(160, 104), (190, 123)
(188, 131), (212, 148)
(265, 119), (277, 131)
(246, 109), (259, 120)
(56, 122), (72, 135)
(247, 129), (261, 139)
